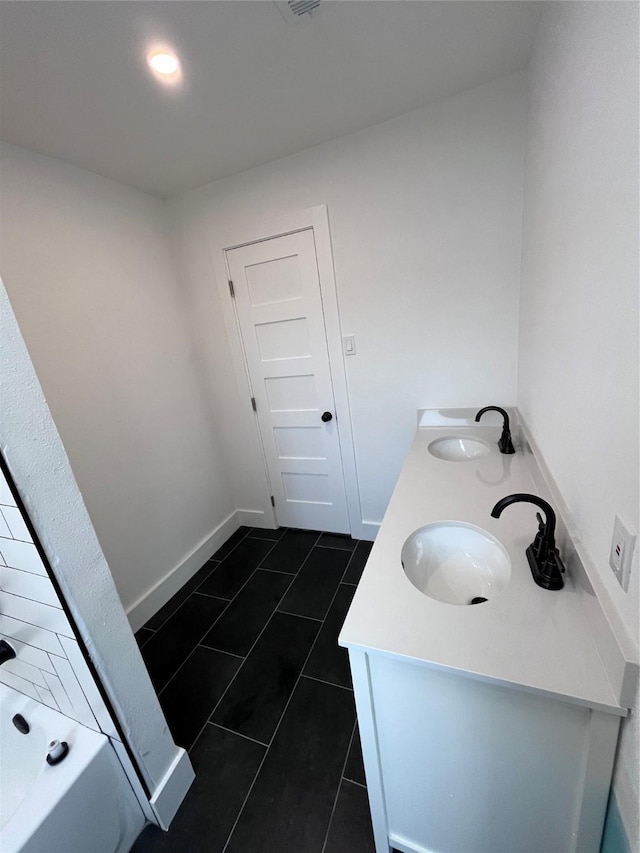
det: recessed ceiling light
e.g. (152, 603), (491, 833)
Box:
(147, 51), (180, 76)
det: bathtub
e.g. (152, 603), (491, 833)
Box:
(0, 683), (146, 853)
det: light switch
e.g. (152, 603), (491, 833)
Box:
(343, 335), (356, 356)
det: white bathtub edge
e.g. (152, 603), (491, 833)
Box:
(149, 747), (195, 830)
(1, 683), (146, 853)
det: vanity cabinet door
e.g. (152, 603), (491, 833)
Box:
(358, 653), (618, 853)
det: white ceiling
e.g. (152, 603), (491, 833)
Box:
(0, 1), (541, 198)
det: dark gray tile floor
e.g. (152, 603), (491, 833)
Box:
(131, 526), (377, 853)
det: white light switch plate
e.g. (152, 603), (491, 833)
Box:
(342, 335), (356, 356)
(609, 514), (636, 592)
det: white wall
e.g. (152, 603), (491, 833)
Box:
(518, 3), (639, 844)
(0, 279), (192, 814)
(0, 143), (234, 615)
(169, 72), (527, 528)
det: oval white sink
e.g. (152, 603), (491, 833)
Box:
(428, 436), (490, 461)
(401, 521), (511, 605)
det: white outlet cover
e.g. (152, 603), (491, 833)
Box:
(609, 514), (636, 592)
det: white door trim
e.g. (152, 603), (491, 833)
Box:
(209, 205), (363, 538)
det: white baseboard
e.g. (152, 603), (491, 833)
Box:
(127, 509), (379, 633)
(149, 747), (195, 830)
(237, 508), (271, 528)
(126, 511), (240, 632)
(389, 832), (429, 853)
(110, 737), (156, 824)
(359, 520), (380, 541)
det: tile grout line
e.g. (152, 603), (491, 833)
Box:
(209, 720), (269, 748)
(246, 532), (285, 543)
(321, 778), (344, 853)
(301, 673), (353, 692)
(0, 680), (42, 705)
(193, 591), (233, 602)
(256, 566), (298, 577)
(180, 532), (321, 757)
(315, 543), (357, 552)
(134, 629), (156, 650)
(145, 528), (365, 848)
(276, 609), (323, 623)
(220, 540), (355, 851)
(310, 536), (363, 853)
(346, 540), (374, 584)
(343, 776), (367, 790)
(292, 541), (355, 699)
(143, 558), (227, 633)
(219, 533), (335, 853)
(257, 529), (323, 574)
(193, 531), (271, 598)
(156, 617), (234, 702)
(209, 527), (253, 563)
(198, 643), (245, 660)
(321, 720), (359, 853)
(341, 540), (362, 582)
(151, 525), (252, 632)
(153, 535), (284, 700)
(273, 535), (355, 625)
(0, 587), (65, 609)
(203, 532), (322, 724)
(149, 563), (239, 648)
(0, 535), (34, 545)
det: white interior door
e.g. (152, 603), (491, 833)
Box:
(226, 229), (350, 533)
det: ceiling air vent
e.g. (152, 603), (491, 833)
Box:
(274, 0), (320, 24)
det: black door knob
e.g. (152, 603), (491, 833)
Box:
(321, 411), (333, 422)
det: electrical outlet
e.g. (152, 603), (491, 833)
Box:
(609, 514), (636, 592)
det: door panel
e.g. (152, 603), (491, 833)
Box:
(226, 229), (349, 533)
(274, 427), (325, 459)
(264, 375), (317, 411)
(255, 317), (311, 360)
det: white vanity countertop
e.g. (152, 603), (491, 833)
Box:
(339, 422), (625, 715)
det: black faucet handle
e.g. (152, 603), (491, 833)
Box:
(541, 547), (565, 583)
(551, 547), (566, 574)
(497, 429), (516, 455)
(531, 512), (546, 558)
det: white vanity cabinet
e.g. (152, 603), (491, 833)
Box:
(348, 648), (621, 853)
(340, 411), (633, 853)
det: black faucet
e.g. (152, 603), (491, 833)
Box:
(0, 640), (16, 665)
(475, 406), (515, 454)
(491, 493), (565, 590)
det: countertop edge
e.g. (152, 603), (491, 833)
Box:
(339, 638), (626, 717)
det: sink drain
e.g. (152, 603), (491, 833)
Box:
(469, 596), (488, 605)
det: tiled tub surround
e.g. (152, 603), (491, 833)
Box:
(0, 683), (145, 853)
(0, 463), (151, 851)
(339, 413), (636, 853)
(132, 526), (380, 853)
(0, 468), (117, 736)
